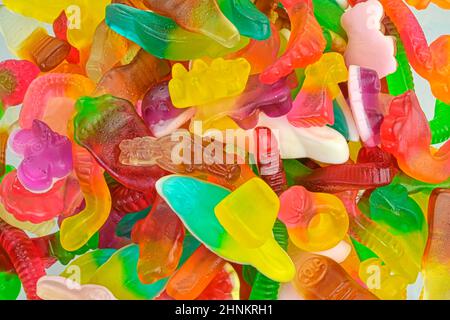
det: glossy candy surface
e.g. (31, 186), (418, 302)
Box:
(0, 0), (448, 301)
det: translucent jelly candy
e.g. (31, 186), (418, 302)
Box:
(94, 49), (171, 104)
(105, 4), (250, 61)
(423, 189), (450, 299)
(0, 272), (21, 300)
(358, 258), (408, 300)
(0, 171), (81, 224)
(0, 60), (39, 107)
(338, 190), (421, 283)
(166, 245), (225, 300)
(156, 175), (295, 282)
(260, 0), (326, 84)
(217, 0), (271, 41)
(73, 95), (167, 193)
(0, 220), (46, 300)
(296, 146), (397, 193)
(192, 75), (292, 131)
(2, 0), (111, 50)
(254, 127), (288, 195)
(141, 81), (196, 138)
(142, 0), (240, 48)
(119, 132), (253, 188)
(86, 21), (129, 83)
(227, 24), (280, 75)
(287, 52), (348, 127)
(88, 235), (200, 300)
(10, 120), (73, 193)
(292, 252), (378, 300)
(215, 177), (280, 248)
(379, 0), (450, 103)
(131, 196), (185, 284)
(380, 91), (450, 184)
(429, 99), (450, 145)
(0, 6), (71, 72)
(19, 73), (96, 136)
(279, 186), (349, 252)
(405, 0), (450, 10)
(169, 58), (251, 108)
(348, 66), (384, 147)
(60, 145), (111, 251)
(37, 276), (117, 300)
(341, 0), (397, 79)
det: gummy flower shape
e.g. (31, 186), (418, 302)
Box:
(10, 120), (73, 193)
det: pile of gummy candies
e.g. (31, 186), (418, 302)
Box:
(0, 0), (449, 301)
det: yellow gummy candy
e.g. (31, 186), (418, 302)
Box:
(169, 58), (251, 108)
(214, 177), (279, 248)
(359, 258), (408, 300)
(2, 0), (110, 49)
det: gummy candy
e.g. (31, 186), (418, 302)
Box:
(10, 120), (73, 193)
(37, 276), (117, 300)
(142, 0), (240, 48)
(292, 252), (378, 300)
(279, 186), (349, 252)
(0, 0), (448, 301)
(260, 0), (326, 84)
(348, 66), (385, 147)
(380, 91), (450, 184)
(73, 95), (167, 193)
(341, 0), (397, 79)
(287, 52), (348, 127)
(156, 175), (295, 282)
(0, 6), (71, 72)
(169, 58), (251, 108)
(0, 60), (40, 107)
(423, 189), (450, 299)
(105, 4), (250, 61)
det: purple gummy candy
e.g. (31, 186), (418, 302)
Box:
(141, 81), (195, 137)
(348, 65), (384, 147)
(229, 75), (293, 130)
(11, 120), (73, 193)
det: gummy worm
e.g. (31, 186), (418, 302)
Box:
(0, 219), (46, 300)
(60, 145), (111, 252)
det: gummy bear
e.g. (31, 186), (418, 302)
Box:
(169, 58), (251, 108)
